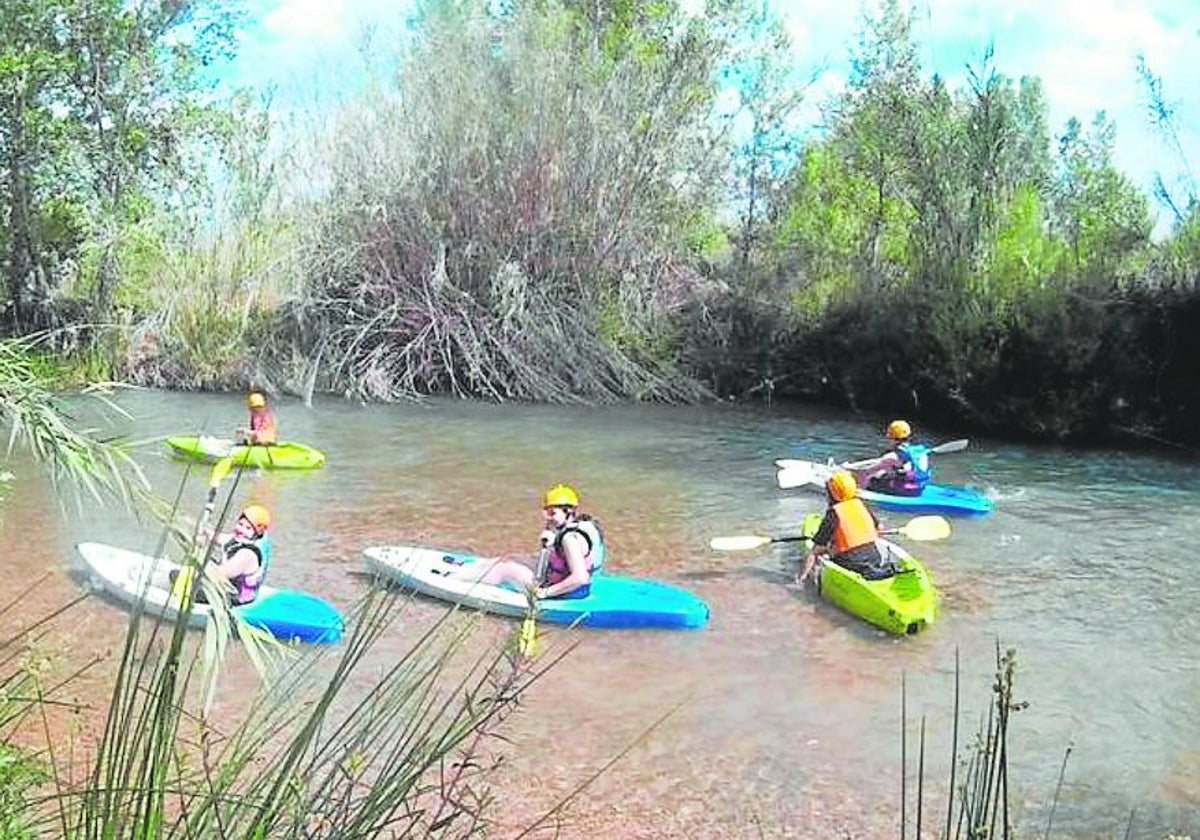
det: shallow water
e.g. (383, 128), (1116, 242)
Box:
(10, 389), (1200, 838)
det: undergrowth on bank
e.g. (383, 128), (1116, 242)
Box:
(38, 484), (558, 839)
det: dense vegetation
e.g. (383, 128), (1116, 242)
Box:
(2, 0), (1198, 445)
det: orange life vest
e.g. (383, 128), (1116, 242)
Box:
(830, 498), (878, 554)
(249, 409), (278, 444)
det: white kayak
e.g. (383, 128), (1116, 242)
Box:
(76, 542), (344, 644)
(362, 545), (709, 629)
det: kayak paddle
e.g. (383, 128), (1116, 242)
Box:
(883, 515), (951, 541)
(847, 438), (970, 468)
(776, 439), (970, 489)
(519, 546), (551, 658)
(931, 438), (969, 454)
(776, 465), (820, 490)
(709, 515), (951, 551)
(174, 454), (235, 606)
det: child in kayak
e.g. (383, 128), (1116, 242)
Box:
(848, 419), (932, 496)
(449, 483), (605, 599)
(798, 471), (898, 585)
(237, 391), (278, 445)
(172, 504), (272, 606)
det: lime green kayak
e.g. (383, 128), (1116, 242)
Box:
(801, 513), (938, 635)
(165, 435), (326, 470)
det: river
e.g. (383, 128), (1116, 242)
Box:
(9, 389), (1200, 838)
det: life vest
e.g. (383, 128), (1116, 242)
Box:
(830, 499), (878, 555)
(221, 533), (272, 604)
(543, 516), (605, 586)
(877, 441), (933, 493)
(249, 409), (278, 444)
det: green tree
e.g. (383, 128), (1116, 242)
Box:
(831, 0), (923, 279)
(1052, 114), (1152, 282)
(0, 0), (243, 331)
(705, 0), (807, 273)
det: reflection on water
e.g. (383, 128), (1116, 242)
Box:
(7, 390), (1200, 837)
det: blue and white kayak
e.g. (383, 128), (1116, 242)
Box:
(76, 542), (344, 644)
(361, 544), (710, 630)
(775, 458), (993, 518)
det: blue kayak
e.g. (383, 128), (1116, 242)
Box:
(775, 458), (993, 518)
(858, 483), (993, 518)
(237, 590), (345, 643)
(362, 544), (710, 630)
(77, 542), (345, 644)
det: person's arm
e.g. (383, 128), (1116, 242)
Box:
(850, 451), (900, 482)
(211, 545), (260, 590)
(798, 510), (837, 585)
(536, 532), (591, 598)
(247, 413), (271, 444)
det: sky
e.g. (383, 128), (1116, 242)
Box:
(234, 0), (1200, 234)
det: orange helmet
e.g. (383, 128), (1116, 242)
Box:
(826, 470), (858, 502)
(240, 504), (271, 535)
(887, 420), (912, 441)
(247, 392), (267, 409)
(542, 483), (580, 508)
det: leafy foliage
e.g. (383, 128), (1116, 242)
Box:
(0, 0), (248, 332)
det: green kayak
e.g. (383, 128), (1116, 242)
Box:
(165, 435), (326, 470)
(801, 513), (938, 636)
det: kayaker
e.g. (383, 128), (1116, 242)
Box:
(173, 504), (272, 605)
(237, 391), (278, 445)
(798, 471), (897, 585)
(850, 419), (932, 496)
(449, 483), (605, 599)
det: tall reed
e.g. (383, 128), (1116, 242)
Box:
(31, 486), (548, 838)
(894, 645), (1196, 840)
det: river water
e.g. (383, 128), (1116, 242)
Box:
(10, 389), (1200, 838)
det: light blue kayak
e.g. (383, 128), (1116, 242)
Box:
(362, 545), (710, 630)
(77, 542), (344, 644)
(856, 482), (992, 517)
(776, 458), (993, 518)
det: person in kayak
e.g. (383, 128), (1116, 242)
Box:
(450, 483), (605, 599)
(798, 471), (898, 585)
(173, 504), (272, 605)
(237, 391), (278, 445)
(849, 419), (933, 496)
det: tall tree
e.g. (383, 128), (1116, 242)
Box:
(1052, 113), (1152, 282)
(0, 0), (243, 332)
(832, 0), (923, 280)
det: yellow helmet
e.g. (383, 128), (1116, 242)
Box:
(826, 470), (858, 502)
(240, 504), (271, 534)
(542, 483), (580, 508)
(247, 392), (267, 408)
(887, 419), (912, 441)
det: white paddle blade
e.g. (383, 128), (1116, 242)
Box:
(709, 535), (774, 552)
(897, 515), (951, 541)
(931, 438), (969, 454)
(198, 434), (235, 457)
(774, 458), (814, 470)
(776, 466), (819, 490)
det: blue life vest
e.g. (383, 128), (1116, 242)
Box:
(897, 442), (933, 487)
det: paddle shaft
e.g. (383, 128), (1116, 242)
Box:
(533, 545), (551, 584)
(710, 514), (949, 551)
(519, 546), (552, 658)
(195, 455), (236, 547)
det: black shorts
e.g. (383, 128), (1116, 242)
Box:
(830, 543), (896, 580)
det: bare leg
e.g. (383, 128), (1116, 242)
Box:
(452, 557), (537, 588)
